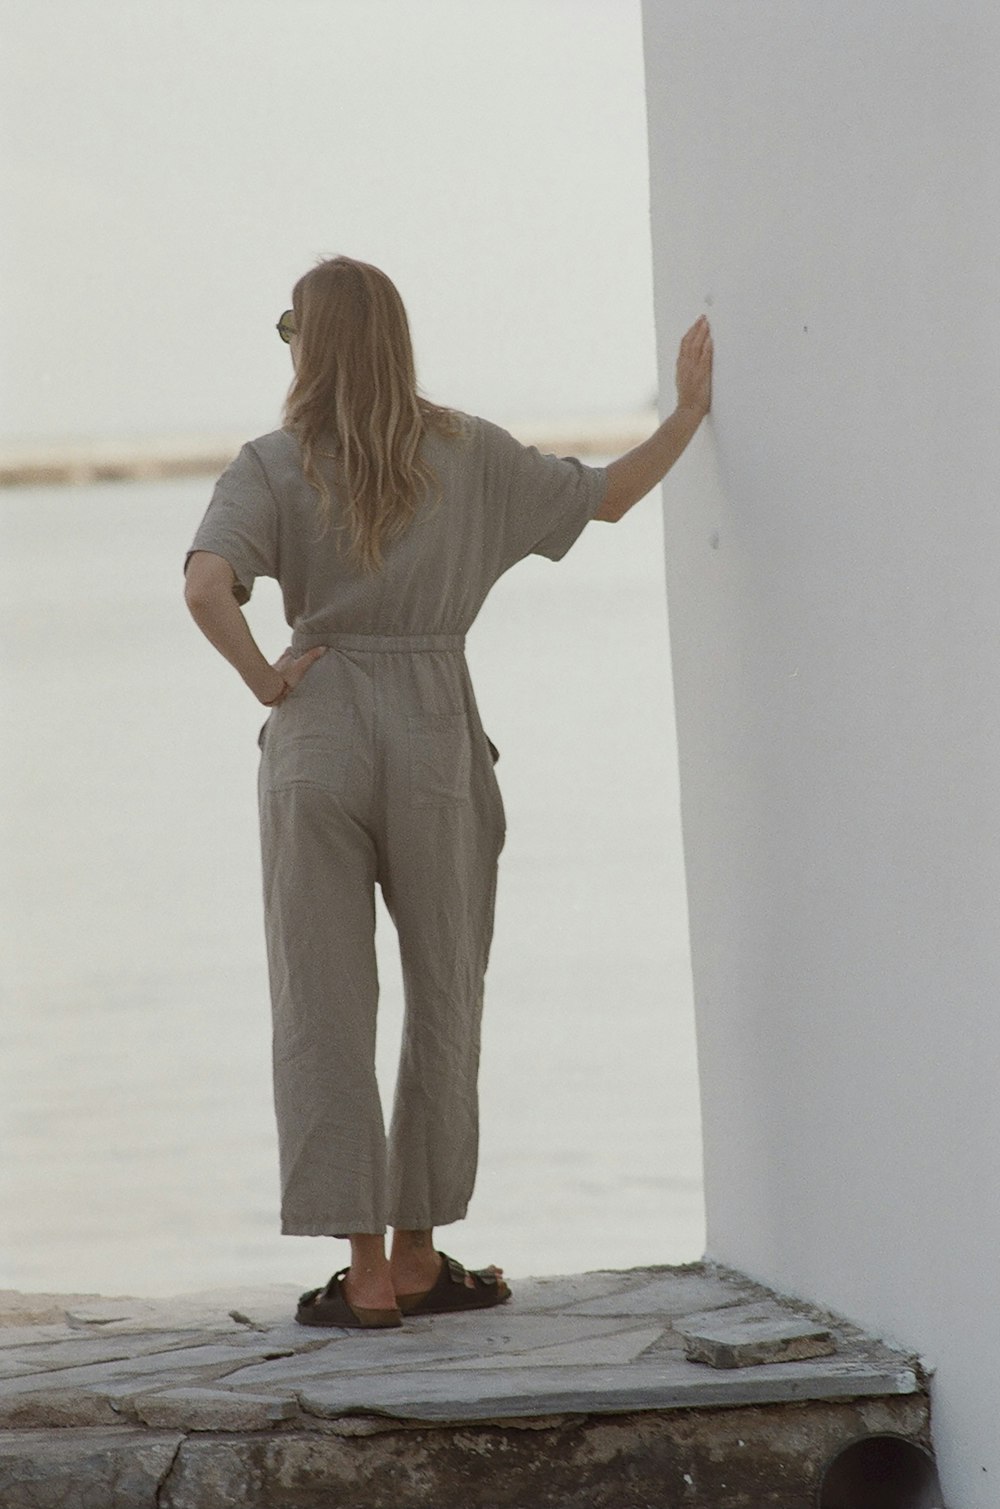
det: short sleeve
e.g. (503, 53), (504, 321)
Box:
(183, 443), (278, 605)
(479, 418), (609, 566)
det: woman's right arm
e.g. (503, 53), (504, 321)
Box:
(184, 549), (326, 704)
(595, 314), (713, 523)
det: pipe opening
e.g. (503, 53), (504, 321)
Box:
(818, 1434), (944, 1509)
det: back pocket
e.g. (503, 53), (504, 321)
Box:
(262, 705), (357, 795)
(409, 714), (472, 807)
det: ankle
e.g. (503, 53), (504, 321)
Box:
(348, 1233), (390, 1278)
(389, 1228), (435, 1263)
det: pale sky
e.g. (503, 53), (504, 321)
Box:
(2, 0), (657, 443)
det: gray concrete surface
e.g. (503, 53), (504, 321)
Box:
(0, 1262), (930, 1508)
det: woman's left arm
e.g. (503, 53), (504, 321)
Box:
(184, 550), (325, 704)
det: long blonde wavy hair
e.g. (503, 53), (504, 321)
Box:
(282, 256), (460, 572)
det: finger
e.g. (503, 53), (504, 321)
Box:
(283, 647), (327, 684)
(294, 649), (326, 672)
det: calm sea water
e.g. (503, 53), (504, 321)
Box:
(0, 471), (703, 1298)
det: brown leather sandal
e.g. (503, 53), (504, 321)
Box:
(296, 1267), (403, 1329)
(396, 1251), (512, 1316)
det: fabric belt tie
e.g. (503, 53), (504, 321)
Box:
(291, 632), (466, 655)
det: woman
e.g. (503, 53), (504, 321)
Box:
(184, 255), (712, 1329)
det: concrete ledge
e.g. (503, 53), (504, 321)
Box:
(0, 1398), (932, 1509)
(0, 1428), (183, 1509)
(0, 1263), (932, 1508)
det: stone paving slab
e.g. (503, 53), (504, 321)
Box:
(504, 1268), (677, 1311)
(61, 1285), (305, 1335)
(131, 1387), (299, 1432)
(218, 1312), (639, 1388)
(0, 1381), (181, 1431)
(0, 1341), (259, 1398)
(562, 1265), (753, 1317)
(0, 1323), (86, 1350)
(0, 1262), (923, 1434)
(298, 1350), (920, 1424)
(435, 1323), (664, 1371)
(0, 1330), (229, 1375)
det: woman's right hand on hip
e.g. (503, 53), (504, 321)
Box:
(260, 646), (328, 704)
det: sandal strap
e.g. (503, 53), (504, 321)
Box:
(299, 1267), (350, 1308)
(440, 1251), (499, 1289)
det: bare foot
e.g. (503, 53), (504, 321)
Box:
(388, 1228), (504, 1298)
(389, 1251), (504, 1297)
(342, 1267), (399, 1313)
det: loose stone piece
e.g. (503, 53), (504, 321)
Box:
(676, 1302), (837, 1369)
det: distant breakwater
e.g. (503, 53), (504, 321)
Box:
(0, 412), (658, 487)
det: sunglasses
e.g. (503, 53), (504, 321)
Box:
(276, 310), (297, 343)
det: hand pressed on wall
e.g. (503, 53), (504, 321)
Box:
(675, 314), (713, 420)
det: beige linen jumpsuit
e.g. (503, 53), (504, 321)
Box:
(185, 415), (608, 1237)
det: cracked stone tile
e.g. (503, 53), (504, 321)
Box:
(0, 1386), (125, 1428)
(0, 1331), (224, 1375)
(296, 1360), (676, 1422)
(503, 1269), (659, 1313)
(299, 1346), (921, 1424)
(0, 1323), (82, 1350)
(139, 1272), (651, 1340)
(0, 1370), (233, 1428)
(400, 1309), (643, 1351)
(130, 1386), (300, 1431)
(419, 1314), (666, 1363)
(213, 1323), (325, 1354)
(221, 1335), (478, 1388)
(63, 1286), (304, 1335)
(0, 1361), (53, 1380)
(0, 1342), (256, 1398)
(221, 1314), (646, 1388)
(564, 1270), (753, 1318)
(435, 1324), (664, 1371)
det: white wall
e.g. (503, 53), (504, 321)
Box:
(642, 4), (1000, 1503)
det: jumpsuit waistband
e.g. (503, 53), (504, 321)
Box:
(292, 631), (466, 655)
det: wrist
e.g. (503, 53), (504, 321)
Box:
(258, 672), (290, 706)
(672, 402), (706, 430)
